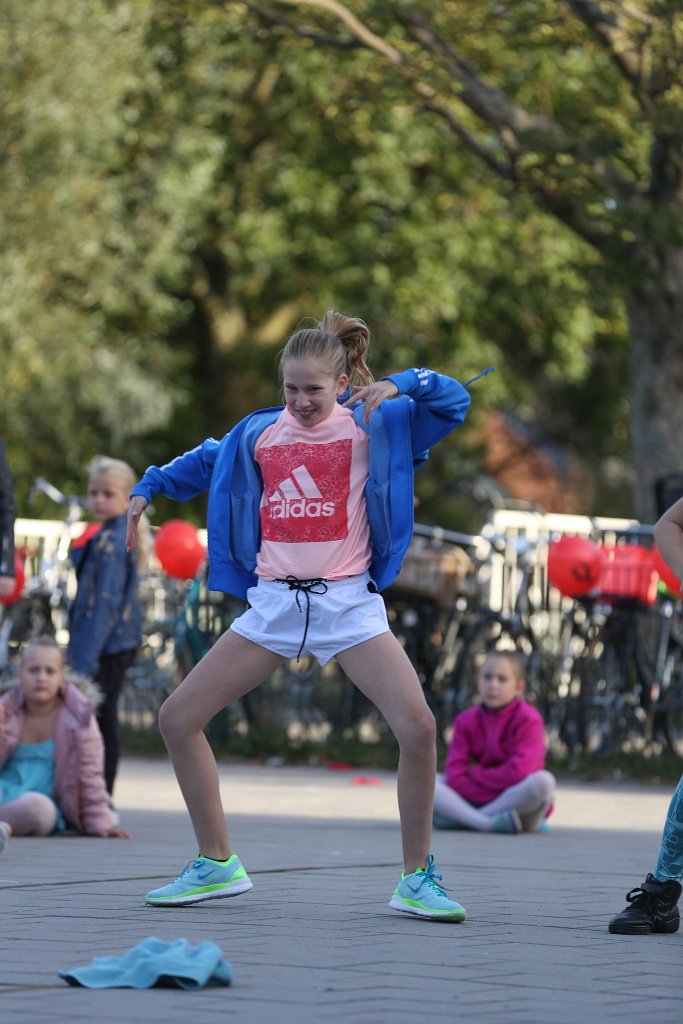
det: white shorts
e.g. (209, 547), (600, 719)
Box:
(230, 572), (390, 666)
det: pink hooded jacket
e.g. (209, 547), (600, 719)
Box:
(0, 679), (114, 835)
(444, 698), (547, 805)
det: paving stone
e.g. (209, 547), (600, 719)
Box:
(0, 758), (679, 1023)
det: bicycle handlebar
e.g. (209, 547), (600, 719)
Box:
(32, 477), (84, 509)
(412, 523), (548, 571)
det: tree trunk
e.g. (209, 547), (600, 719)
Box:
(627, 247), (683, 524)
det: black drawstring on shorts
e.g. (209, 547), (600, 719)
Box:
(277, 576), (329, 661)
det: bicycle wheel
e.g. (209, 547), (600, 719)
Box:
(659, 657), (683, 757)
(238, 657), (354, 746)
(120, 629), (182, 732)
(544, 606), (592, 756)
(577, 608), (651, 753)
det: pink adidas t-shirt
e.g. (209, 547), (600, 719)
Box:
(254, 402), (372, 581)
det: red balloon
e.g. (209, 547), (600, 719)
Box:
(154, 519), (205, 579)
(652, 544), (681, 595)
(547, 535), (603, 598)
(0, 555), (26, 606)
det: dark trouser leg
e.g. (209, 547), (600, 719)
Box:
(96, 649), (136, 796)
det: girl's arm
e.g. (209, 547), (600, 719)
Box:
(132, 438), (221, 504)
(127, 438), (221, 552)
(342, 379), (400, 426)
(466, 713), (546, 792)
(443, 714), (475, 790)
(653, 496), (683, 585)
(344, 367), (471, 460)
(383, 368), (472, 462)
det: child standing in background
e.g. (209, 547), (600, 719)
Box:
(67, 457), (142, 798)
(433, 650), (556, 833)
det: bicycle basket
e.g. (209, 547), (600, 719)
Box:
(392, 540), (474, 606)
(597, 545), (658, 606)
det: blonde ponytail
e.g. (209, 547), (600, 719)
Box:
(279, 310), (374, 387)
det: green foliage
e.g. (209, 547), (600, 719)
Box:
(0, 1), (190, 496)
(1, 0), (655, 521)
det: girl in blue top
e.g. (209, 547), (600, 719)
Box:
(127, 310), (472, 920)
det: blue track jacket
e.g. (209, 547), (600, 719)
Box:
(132, 368), (471, 597)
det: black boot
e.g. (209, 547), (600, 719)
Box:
(608, 874), (681, 934)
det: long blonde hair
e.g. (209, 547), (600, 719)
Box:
(279, 310), (374, 388)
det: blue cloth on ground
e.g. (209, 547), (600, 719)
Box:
(59, 937), (232, 989)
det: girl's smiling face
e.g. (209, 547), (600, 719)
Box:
(282, 357), (349, 429)
(87, 471), (130, 522)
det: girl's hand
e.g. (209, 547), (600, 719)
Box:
(93, 827), (132, 838)
(126, 496), (148, 552)
(342, 379), (399, 425)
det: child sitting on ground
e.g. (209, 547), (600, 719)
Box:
(0, 637), (130, 851)
(433, 650), (555, 833)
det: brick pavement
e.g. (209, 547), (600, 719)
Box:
(0, 758), (680, 1024)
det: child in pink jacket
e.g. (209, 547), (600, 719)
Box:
(433, 650), (555, 833)
(0, 637), (130, 850)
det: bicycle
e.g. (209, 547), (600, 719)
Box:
(120, 572), (246, 733)
(384, 524), (485, 740)
(447, 531), (555, 726)
(545, 533), (682, 756)
(642, 591), (683, 756)
(2, 478), (86, 666)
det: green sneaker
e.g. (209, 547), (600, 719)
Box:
(145, 853), (253, 907)
(389, 855), (467, 922)
(491, 809), (522, 834)
(432, 811), (464, 830)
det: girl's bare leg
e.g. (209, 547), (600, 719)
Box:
(433, 774), (495, 830)
(336, 631), (436, 873)
(158, 629), (285, 860)
(479, 770), (556, 831)
(0, 793), (57, 836)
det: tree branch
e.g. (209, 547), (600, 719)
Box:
(419, 97), (515, 181)
(246, 2), (362, 49)
(272, 0), (403, 65)
(564, 0), (652, 108)
(265, 0), (644, 254)
(396, 3), (563, 147)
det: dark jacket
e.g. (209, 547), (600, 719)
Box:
(67, 514), (142, 677)
(0, 440), (16, 578)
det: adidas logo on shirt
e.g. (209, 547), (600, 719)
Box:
(267, 465), (336, 519)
